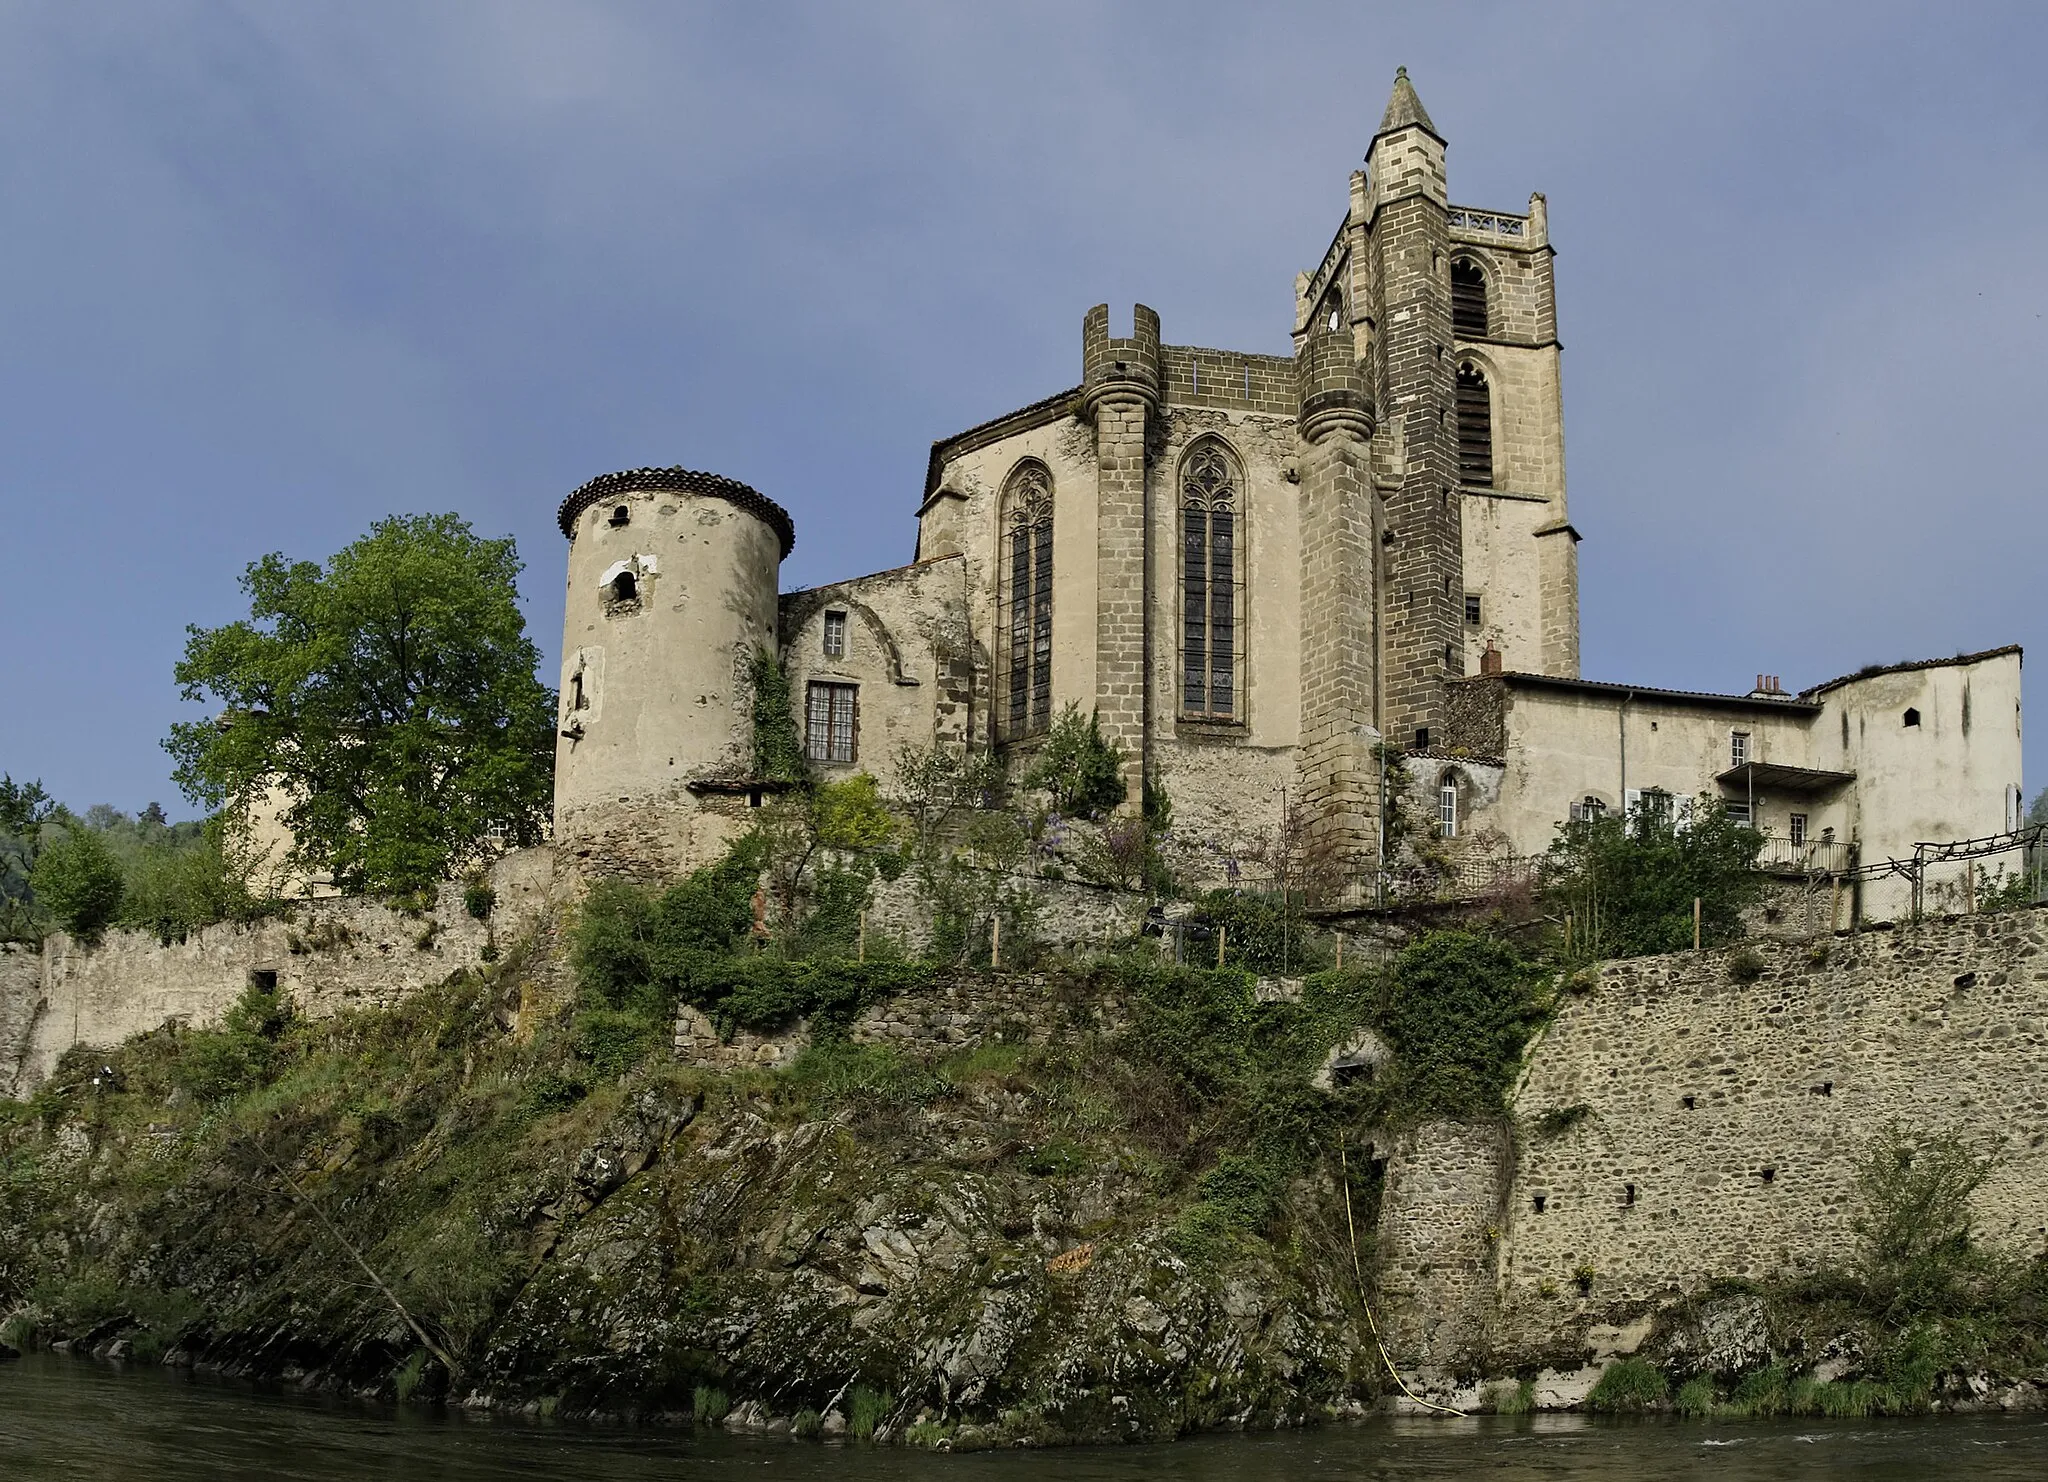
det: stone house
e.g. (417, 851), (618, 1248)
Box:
(546, 72), (2022, 888)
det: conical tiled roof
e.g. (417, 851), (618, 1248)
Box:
(1378, 66), (1435, 135)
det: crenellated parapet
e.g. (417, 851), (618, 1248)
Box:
(1080, 303), (1161, 420)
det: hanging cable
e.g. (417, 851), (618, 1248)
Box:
(1338, 1136), (1468, 1417)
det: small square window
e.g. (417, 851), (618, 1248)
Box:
(822, 610), (847, 659)
(1464, 593), (1483, 626)
(1414, 727), (1430, 751)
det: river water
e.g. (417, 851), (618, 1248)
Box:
(3, 1354), (2045, 1480)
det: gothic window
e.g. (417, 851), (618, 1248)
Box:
(1001, 462), (1054, 739)
(1451, 257), (1489, 339)
(1438, 773), (1460, 838)
(805, 681), (857, 764)
(1180, 439), (1242, 720)
(1456, 364), (1493, 487)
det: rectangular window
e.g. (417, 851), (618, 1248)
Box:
(1724, 799), (1752, 826)
(822, 610), (846, 659)
(1439, 782), (1458, 838)
(1730, 730), (1750, 769)
(1789, 813), (1807, 845)
(1464, 592), (1483, 627)
(805, 681), (857, 764)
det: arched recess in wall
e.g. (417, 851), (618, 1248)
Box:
(1450, 255), (1492, 340)
(1455, 357), (1496, 489)
(1179, 436), (1245, 722)
(999, 460), (1054, 740)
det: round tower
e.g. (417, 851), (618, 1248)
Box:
(553, 466), (794, 880)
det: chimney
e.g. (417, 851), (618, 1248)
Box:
(1481, 641), (1502, 676)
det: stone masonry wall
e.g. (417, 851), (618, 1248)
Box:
(2, 847), (554, 1098)
(1498, 908), (2048, 1353)
(1375, 1118), (1513, 1369)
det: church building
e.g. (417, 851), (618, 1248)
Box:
(548, 71), (2022, 891)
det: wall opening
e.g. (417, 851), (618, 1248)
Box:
(1450, 257), (1489, 338)
(608, 571), (638, 604)
(249, 968), (279, 992)
(1624, 1182), (1637, 1206)
(608, 504), (630, 527)
(1903, 707), (1921, 727)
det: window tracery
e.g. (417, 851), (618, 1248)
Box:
(1001, 462), (1054, 739)
(1180, 439), (1242, 720)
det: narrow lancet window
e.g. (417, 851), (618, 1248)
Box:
(1002, 463), (1054, 738)
(1181, 440), (1242, 720)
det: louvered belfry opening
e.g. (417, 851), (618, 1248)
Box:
(1450, 258), (1488, 340)
(1456, 364), (1493, 487)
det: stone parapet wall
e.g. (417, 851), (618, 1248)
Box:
(2, 847), (554, 1097)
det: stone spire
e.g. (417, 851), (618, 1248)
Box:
(1378, 66), (1436, 136)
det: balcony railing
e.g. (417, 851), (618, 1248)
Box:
(1753, 833), (1856, 876)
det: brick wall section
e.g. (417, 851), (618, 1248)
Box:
(1370, 124), (1463, 750)
(1294, 326), (1380, 865)
(1496, 910), (2048, 1355)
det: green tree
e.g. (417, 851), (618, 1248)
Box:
(1022, 703), (1126, 817)
(1380, 930), (1546, 1116)
(29, 825), (126, 942)
(0, 775), (58, 941)
(760, 773), (897, 925)
(165, 515), (556, 897)
(1543, 794), (1763, 958)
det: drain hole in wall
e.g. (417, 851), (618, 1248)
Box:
(1681, 1095), (1696, 1111)
(1624, 1183), (1636, 1206)
(1760, 1167), (1777, 1184)
(1532, 1194), (1547, 1214)
(1954, 972), (1976, 991)
(1813, 1081), (1833, 1097)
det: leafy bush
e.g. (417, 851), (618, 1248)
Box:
(28, 826), (125, 941)
(173, 978), (294, 1102)
(1543, 796), (1763, 959)
(1851, 1122), (1995, 1319)
(462, 876), (495, 920)
(1182, 889), (1330, 974)
(848, 1384), (894, 1440)
(1021, 704), (1126, 817)
(1378, 932), (1546, 1118)
(1586, 1357), (1668, 1412)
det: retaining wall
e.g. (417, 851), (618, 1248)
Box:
(2, 848), (554, 1097)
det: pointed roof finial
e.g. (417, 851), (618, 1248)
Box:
(1379, 65), (1435, 135)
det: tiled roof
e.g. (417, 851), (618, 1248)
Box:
(557, 467), (794, 557)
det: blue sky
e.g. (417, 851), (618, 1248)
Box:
(2, 1), (2044, 817)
